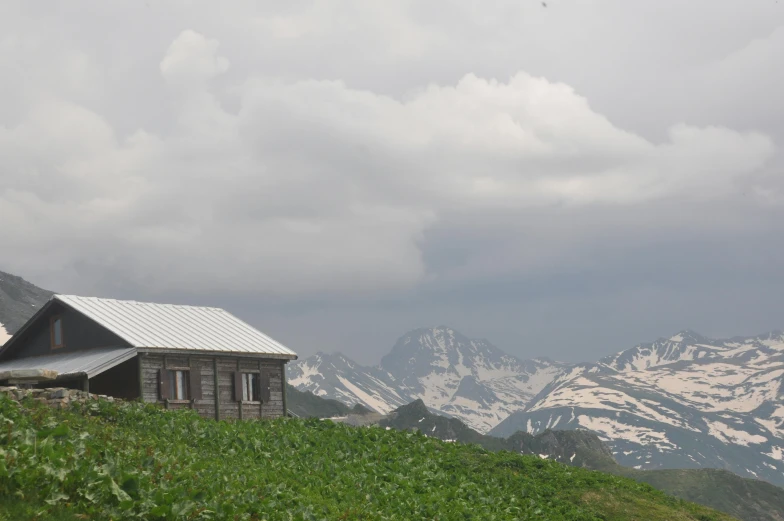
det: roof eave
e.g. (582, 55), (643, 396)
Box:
(135, 347), (297, 360)
(84, 347), (138, 377)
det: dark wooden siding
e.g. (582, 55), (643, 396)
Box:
(140, 353), (287, 420)
(90, 357), (140, 400)
(2, 302), (131, 360)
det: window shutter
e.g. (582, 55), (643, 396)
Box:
(189, 367), (203, 401)
(260, 370), (271, 403)
(233, 371), (243, 402)
(159, 369), (171, 400)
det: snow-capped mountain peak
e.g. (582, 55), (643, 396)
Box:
(381, 326), (529, 383)
(598, 330), (713, 372)
(289, 326), (571, 432)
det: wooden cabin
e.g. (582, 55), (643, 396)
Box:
(0, 294), (298, 420)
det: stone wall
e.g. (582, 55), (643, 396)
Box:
(0, 386), (116, 408)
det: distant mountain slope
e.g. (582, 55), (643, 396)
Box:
(0, 270), (54, 345)
(285, 384), (372, 419)
(288, 326), (571, 432)
(491, 330), (784, 486)
(379, 399), (616, 470)
(380, 400), (784, 521)
(285, 384), (354, 418)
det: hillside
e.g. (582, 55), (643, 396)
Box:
(380, 399), (616, 470)
(0, 392), (735, 521)
(380, 400), (784, 521)
(491, 330), (784, 486)
(0, 269), (53, 344)
(285, 384), (374, 418)
(625, 468), (784, 521)
(285, 383), (354, 418)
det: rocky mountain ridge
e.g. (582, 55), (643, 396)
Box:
(491, 329), (784, 486)
(288, 326), (570, 432)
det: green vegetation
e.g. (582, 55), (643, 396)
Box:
(620, 468), (784, 521)
(0, 395), (734, 521)
(382, 399), (784, 521)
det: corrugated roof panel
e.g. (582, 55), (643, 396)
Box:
(0, 347), (137, 379)
(53, 295), (297, 357)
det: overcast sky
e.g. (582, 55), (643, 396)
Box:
(1, 0), (783, 364)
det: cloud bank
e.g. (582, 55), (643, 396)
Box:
(0, 1), (782, 361)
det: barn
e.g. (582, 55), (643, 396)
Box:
(0, 294), (297, 420)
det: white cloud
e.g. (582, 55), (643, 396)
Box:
(160, 30), (230, 86)
(0, 0), (781, 311)
(0, 25), (777, 298)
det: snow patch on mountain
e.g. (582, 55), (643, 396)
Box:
(577, 415), (678, 451)
(0, 322), (11, 346)
(288, 358), (323, 388)
(335, 376), (397, 414)
(705, 420), (768, 446)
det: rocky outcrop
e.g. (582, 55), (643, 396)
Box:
(0, 386), (116, 409)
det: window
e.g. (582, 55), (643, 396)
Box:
(159, 368), (201, 401)
(169, 370), (189, 400)
(233, 370), (269, 403)
(242, 373), (260, 402)
(50, 316), (64, 349)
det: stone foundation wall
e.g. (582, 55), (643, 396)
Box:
(0, 386), (117, 409)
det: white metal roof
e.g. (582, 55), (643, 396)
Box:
(54, 295), (297, 358)
(0, 347), (137, 379)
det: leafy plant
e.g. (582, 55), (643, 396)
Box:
(0, 395), (734, 521)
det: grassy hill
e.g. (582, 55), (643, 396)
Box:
(381, 400), (784, 521)
(0, 394), (735, 521)
(622, 468), (784, 521)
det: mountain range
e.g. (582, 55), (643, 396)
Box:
(288, 327), (567, 433)
(491, 330), (784, 486)
(288, 326), (784, 488)
(3, 268), (783, 494)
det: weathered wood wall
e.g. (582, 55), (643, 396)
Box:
(140, 353), (286, 420)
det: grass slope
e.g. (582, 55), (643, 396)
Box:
(381, 400), (784, 521)
(0, 395), (735, 521)
(622, 469), (784, 521)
